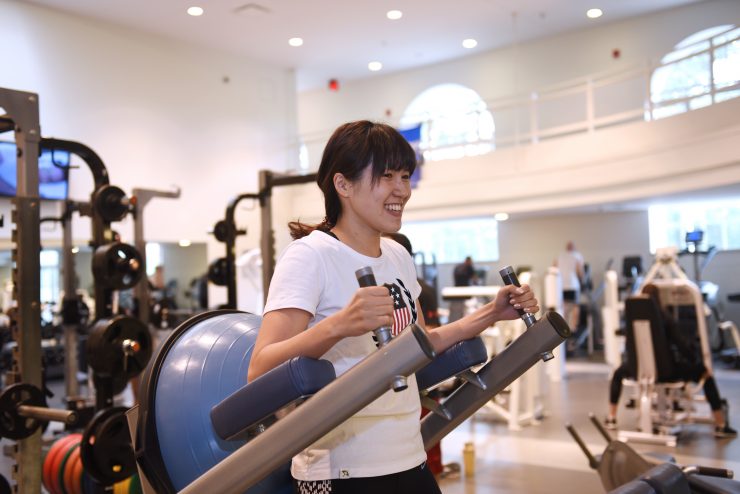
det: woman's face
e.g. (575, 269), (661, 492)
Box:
(343, 165), (411, 235)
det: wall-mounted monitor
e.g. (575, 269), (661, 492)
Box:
(0, 141), (70, 200)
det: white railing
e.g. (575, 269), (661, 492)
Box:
(299, 28), (739, 164)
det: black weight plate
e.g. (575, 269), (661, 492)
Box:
(207, 257), (228, 286)
(87, 316), (152, 379)
(0, 383), (48, 440)
(93, 185), (128, 223)
(80, 407), (135, 485)
(91, 371), (129, 397)
(213, 220), (229, 243)
(92, 243), (143, 290)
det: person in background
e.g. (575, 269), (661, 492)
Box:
(247, 120), (539, 493)
(556, 241), (585, 331)
(453, 256), (478, 287)
(382, 232), (440, 328)
(605, 283), (736, 438)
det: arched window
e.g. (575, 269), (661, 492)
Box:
(649, 25), (740, 120)
(400, 84), (494, 162)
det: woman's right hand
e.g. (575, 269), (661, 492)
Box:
(335, 286), (394, 337)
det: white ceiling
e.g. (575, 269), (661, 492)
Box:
(27, 0), (701, 91)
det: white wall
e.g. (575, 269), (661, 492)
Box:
(298, 0), (740, 144)
(0, 0), (298, 250)
(295, 1), (740, 214)
(292, 0), (740, 330)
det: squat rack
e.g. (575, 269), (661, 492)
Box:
(0, 86), (45, 494)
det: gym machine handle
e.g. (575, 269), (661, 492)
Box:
(499, 265), (553, 361)
(355, 266), (407, 392)
(355, 266), (393, 347)
(499, 265), (537, 328)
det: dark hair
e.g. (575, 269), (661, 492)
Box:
(383, 232), (413, 257)
(289, 120), (417, 239)
(642, 283), (660, 304)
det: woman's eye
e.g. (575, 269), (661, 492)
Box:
(402, 174), (411, 181)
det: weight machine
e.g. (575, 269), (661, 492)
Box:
(208, 171), (317, 309)
(0, 86), (154, 492)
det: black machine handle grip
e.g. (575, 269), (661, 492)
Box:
(499, 265), (537, 328)
(355, 266), (393, 347)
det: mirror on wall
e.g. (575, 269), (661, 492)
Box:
(0, 242), (209, 318)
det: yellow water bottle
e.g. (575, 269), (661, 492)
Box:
(463, 441), (475, 477)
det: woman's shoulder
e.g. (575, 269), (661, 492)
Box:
(283, 230), (339, 257)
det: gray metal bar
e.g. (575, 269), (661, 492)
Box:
(17, 405), (78, 425)
(131, 187), (181, 325)
(421, 311), (571, 449)
(258, 170), (317, 303)
(61, 203), (80, 399)
(224, 193), (259, 309)
(179, 323), (435, 494)
(1, 86), (43, 494)
(259, 170), (274, 304)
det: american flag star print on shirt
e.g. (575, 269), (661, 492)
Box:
(384, 282), (415, 336)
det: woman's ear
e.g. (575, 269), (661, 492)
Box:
(333, 173), (351, 197)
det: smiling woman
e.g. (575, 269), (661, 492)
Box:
(246, 120), (539, 493)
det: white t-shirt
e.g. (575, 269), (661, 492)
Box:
(263, 230), (425, 480)
(558, 250), (584, 291)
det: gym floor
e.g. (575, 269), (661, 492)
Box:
(1, 357), (738, 493)
(436, 359), (740, 493)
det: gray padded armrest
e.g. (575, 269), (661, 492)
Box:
(609, 481), (657, 494)
(210, 356), (335, 440)
(416, 337), (487, 390)
(640, 463), (690, 494)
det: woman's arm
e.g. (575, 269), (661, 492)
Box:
(247, 285), (394, 382)
(424, 284), (539, 353)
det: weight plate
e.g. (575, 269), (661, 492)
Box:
(213, 220), (229, 243)
(65, 450), (82, 494)
(207, 257), (228, 286)
(56, 443), (79, 494)
(81, 471), (107, 494)
(87, 316), (152, 379)
(0, 383), (48, 440)
(92, 243), (143, 290)
(128, 473), (142, 494)
(50, 438), (78, 494)
(44, 435), (79, 493)
(93, 185), (129, 223)
(91, 371), (129, 398)
(80, 407), (136, 485)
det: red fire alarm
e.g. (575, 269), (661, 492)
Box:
(612, 48), (621, 59)
(328, 79), (339, 91)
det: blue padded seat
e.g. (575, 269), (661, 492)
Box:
(415, 337), (487, 390)
(211, 356), (336, 440)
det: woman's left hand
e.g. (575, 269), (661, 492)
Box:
(492, 284), (540, 322)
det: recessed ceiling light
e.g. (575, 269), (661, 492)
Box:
(288, 37), (304, 47)
(387, 10), (403, 20)
(494, 212), (509, 221)
(187, 6), (204, 16)
(586, 8), (603, 19)
(462, 38), (478, 49)
(368, 61), (383, 72)
(178, 239), (192, 247)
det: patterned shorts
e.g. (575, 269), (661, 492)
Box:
(293, 462), (441, 494)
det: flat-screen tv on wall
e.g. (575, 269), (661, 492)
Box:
(0, 141), (70, 200)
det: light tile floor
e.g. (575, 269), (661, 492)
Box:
(436, 360), (740, 493)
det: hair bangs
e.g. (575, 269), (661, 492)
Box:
(366, 125), (417, 183)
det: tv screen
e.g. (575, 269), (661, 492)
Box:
(0, 141), (70, 200)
